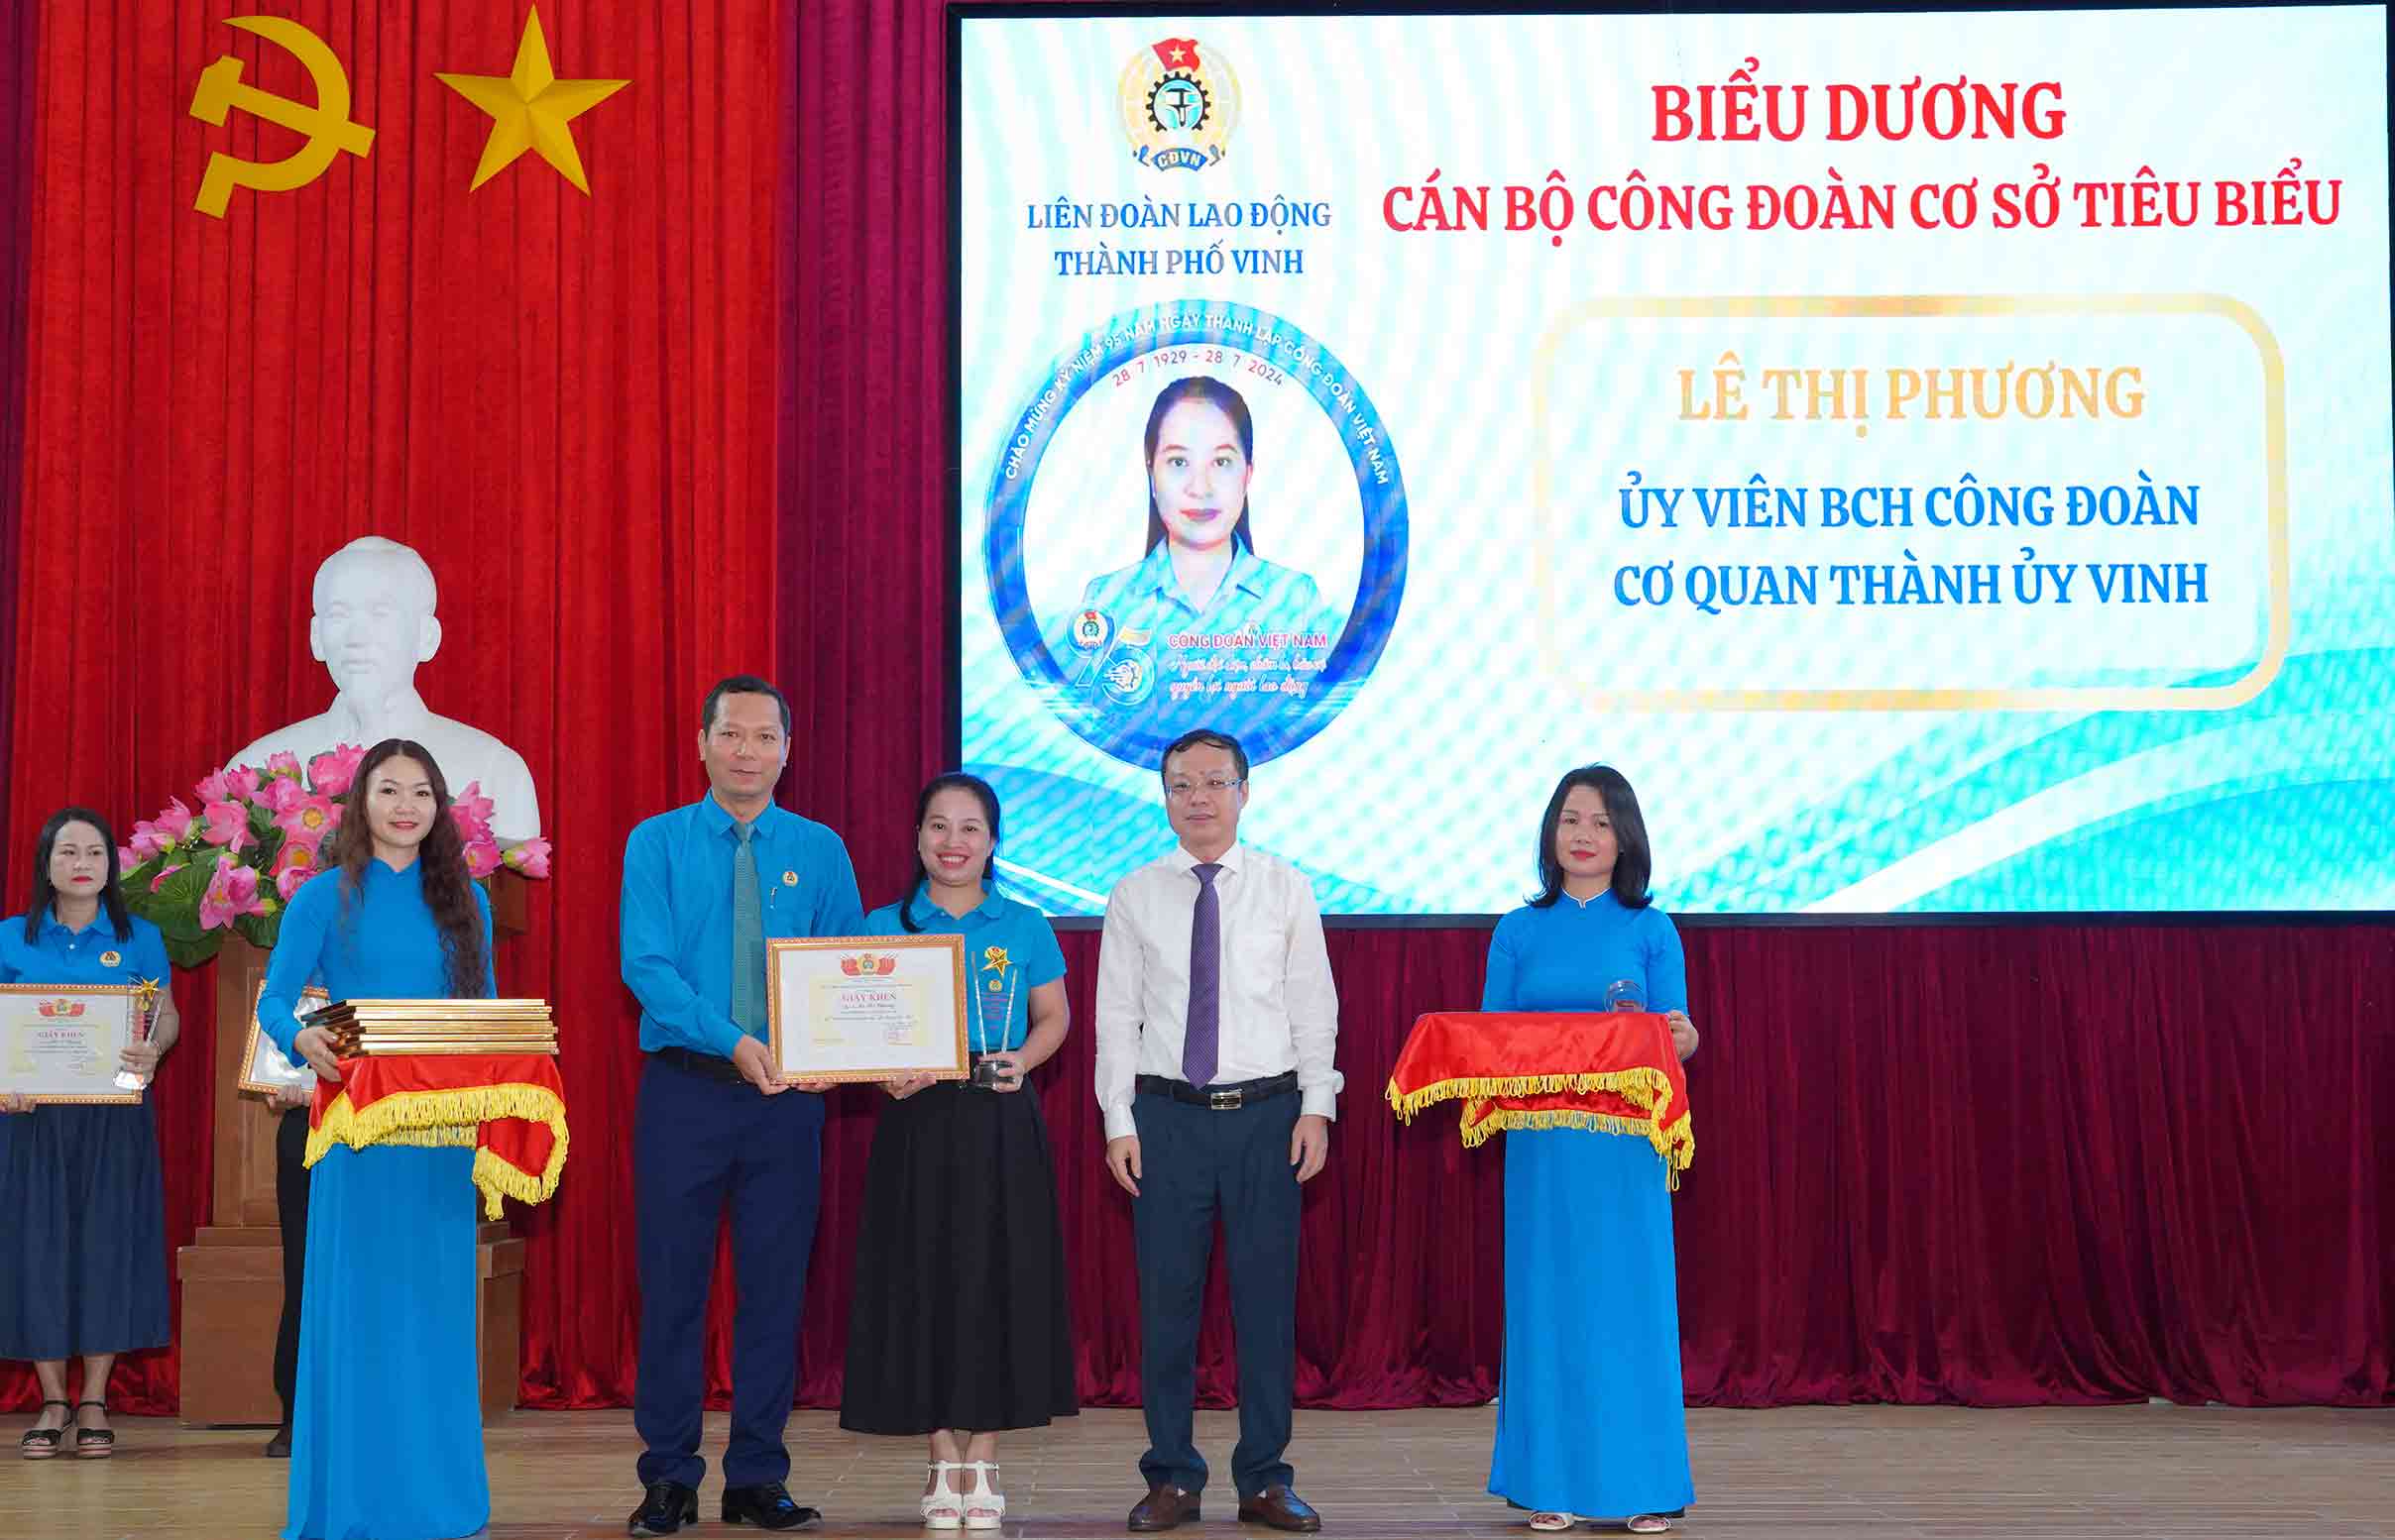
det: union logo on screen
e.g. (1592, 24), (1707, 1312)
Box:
(1118, 37), (1241, 171)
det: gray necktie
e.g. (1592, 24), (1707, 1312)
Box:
(1182, 863), (1222, 1086)
(731, 822), (764, 1039)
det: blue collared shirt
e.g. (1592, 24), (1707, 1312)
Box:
(861, 883), (1067, 1053)
(0, 908), (171, 989)
(1073, 538), (1334, 646)
(1058, 541), (1342, 745)
(621, 793), (864, 1057)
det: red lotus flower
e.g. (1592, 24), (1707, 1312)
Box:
(273, 843), (319, 902)
(127, 820), (167, 862)
(200, 800), (257, 853)
(274, 794), (341, 852)
(197, 857), (268, 931)
(154, 798), (196, 845)
(463, 837), (504, 880)
(501, 837), (552, 879)
(449, 782), (497, 844)
(307, 743), (369, 798)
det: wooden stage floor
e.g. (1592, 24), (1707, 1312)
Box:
(10, 1403), (2389, 1539)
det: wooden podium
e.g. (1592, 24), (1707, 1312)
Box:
(175, 870), (531, 1426)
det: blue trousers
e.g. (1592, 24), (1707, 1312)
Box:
(633, 1055), (825, 1489)
(1130, 1089), (1302, 1499)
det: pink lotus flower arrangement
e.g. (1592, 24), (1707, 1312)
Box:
(119, 743), (552, 966)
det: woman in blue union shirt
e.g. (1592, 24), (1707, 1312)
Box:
(258, 739), (495, 1540)
(839, 773), (1076, 1530)
(1, 808), (177, 1461)
(1060, 377), (1341, 748)
(1481, 765), (1703, 1535)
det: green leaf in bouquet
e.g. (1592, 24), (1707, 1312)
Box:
(237, 908), (285, 951)
(159, 930), (225, 970)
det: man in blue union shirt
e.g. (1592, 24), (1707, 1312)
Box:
(620, 675), (863, 1537)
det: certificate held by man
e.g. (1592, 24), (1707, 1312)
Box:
(766, 934), (968, 1084)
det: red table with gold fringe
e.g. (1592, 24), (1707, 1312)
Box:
(1386, 1011), (1692, 1183)
(307, 1052), (569, 1220)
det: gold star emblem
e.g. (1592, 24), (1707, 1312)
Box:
(436, 7), (627, 193)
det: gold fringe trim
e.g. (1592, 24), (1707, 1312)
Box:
(1459, 1101), (1695, 1189)
(305, 1082), (571, 1218)
(1387, 1067), (1674, 1122)
(1389, 1067), (1693, 1186)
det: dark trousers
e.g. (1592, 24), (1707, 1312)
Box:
(633, 1055), (825, 1490)
(1130, 1089), (1302, 1499)
(273, 1107), (311, 1426)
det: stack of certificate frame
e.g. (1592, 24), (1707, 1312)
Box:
(312, 999), (557, 1057)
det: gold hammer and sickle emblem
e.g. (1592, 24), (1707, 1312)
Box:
(188, 16), (375, 218)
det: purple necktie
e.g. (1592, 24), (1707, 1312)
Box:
(1182, 863), (1223, 1086)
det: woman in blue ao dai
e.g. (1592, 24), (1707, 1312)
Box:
(258, 739), (496, 1540)
(1481, 765), (1702, 1534)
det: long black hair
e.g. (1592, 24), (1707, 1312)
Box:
(897, 773), (1003, 933)
(325, 739), (490, 998)
(1143, 376), (1257, 559)
(1528, 764), (1654, 910)
(24, 807), (132, 942)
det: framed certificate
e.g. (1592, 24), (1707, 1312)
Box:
(766, 935), (968, 1084)
(0, 984), (142, 1105)
(239, 981), (332, 1095)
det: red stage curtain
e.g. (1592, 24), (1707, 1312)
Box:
(1, 0), (795, 1414)
(780, 923), (2394, 1412)
(5, 0), (2389, 1422)
(0, 0), (34, 806)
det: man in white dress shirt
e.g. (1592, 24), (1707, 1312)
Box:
(1096, 727), (1340, 1534)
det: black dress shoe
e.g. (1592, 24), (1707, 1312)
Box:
(722, 1482), (822, 1530)
(628, 1480), (701, 1537)
(264, 1424), (291, 1459)
(1238, 1484), (1322, 1532)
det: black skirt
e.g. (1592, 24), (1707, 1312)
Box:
(839, 1081), (1080, 1435)
(0, 1104), (171, 1360)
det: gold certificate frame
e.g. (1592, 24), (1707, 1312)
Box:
(239, 980), (332, 1096)
(765, 935), (969, 1085)
(0, 984), (142, 1105)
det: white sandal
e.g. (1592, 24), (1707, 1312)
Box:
(1529, 1514), (1579, 1532)
(960, 1459), (1006, 1530)
(922, 1460), (966, 1529)
(1628, 1517), (1672, 1534)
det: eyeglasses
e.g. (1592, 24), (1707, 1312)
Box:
(1165, 776), (1244, 800)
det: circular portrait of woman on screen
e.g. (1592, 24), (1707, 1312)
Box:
(984, 303), (1408, 767)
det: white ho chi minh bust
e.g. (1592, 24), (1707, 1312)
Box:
(227, 536), (542, 840)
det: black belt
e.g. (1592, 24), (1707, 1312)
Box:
(1136, 1071), (1299, 1110)
(650, 1045), (748, 1085)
